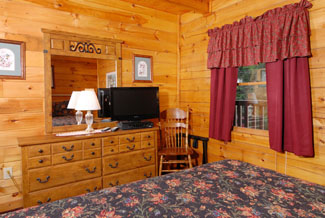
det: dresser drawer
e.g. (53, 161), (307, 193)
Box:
(103, 145), (119, 156)
(119, 142), (141, 153)
(103, 149), (155, 175)
(24, 178), (102, 208)
(52, 151), (83, 165)
(119, 134), (140, 144)
(141, 140), (154, 149)
(28, 158), (101, 192)
(141, 132), (154, 141)
(103, 168), (138, 188)
(84, 138), (101, 149)
(28, 156), (51, 169)
(102, 136), (119, 146)
(138, 165), (156, 180)
(28, 144), (51, 158)
(84, 148), (101, 160)
(52, 141), (82, 154)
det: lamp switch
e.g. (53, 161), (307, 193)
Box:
(3, 167), (12, 179)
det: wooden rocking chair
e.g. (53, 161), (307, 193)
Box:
(158, 107), (193, 176)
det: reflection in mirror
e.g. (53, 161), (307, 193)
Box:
(51, 55), (116, 127)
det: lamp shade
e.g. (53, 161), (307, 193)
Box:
(67, 91), (81, 109)
(75, 89), (101, 111)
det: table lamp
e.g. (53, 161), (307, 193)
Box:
(67, 91), (83, 125)
(75, 89), (101, 132)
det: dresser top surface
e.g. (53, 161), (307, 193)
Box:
(18, 127), (159, 147)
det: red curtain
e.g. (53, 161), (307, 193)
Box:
(207, 0), (312, 69)
(208, 0), (314, 156)
(209, 68), (238, 142)
(266, 57), (313, 156)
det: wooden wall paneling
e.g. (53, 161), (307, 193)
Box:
(51, 56), (98, 95)
(0, 0), (178, 212)
(180, 0), (325, 186)
(97, 59), (116, 88)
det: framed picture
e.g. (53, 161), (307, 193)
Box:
(0, 39), (26, 79)
(106, 71), (117, 88)
(133, 54), (152, 83)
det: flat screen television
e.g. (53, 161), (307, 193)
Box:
(110, 87), (159, 121)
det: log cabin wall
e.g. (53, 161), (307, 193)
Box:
(51, 56), (98, 103)
(0, 0), (177, 211)
(180, 0), (325, 185)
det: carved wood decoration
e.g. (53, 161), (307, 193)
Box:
(42, 29), (123, 133)
(70, 42), (102, 54)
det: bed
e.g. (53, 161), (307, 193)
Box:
(2, 159), (325, 217)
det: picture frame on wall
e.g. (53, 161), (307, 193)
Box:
(133, 54), (152, 83)
(0, 39), (26, 80)
(106, 71), (117, 88)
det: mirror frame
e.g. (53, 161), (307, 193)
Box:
(42, 29), (123, 133)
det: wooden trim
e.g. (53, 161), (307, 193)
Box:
(41, 29), (123, 44)
(52, 94), (71, 97)
(238, 81), (266, 86)
(176, 15), (181, 107)
(233, 126), (269, 137)
(18, 127), (159, 146)
(43, 30), (123, 133)
(132, 54), (153, 83)
(0, 39), (26, 80)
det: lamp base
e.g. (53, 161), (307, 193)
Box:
(85, 110), (94, 132)
(75, 110), (83, 125)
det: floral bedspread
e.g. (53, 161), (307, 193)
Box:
(2, 160), (325, 217)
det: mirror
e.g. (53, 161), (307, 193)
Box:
(51, 55), (116, 128)
(43, 29), (122, 133)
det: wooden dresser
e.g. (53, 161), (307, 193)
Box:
(18, 128), (158, 207)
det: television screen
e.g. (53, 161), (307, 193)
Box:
(110, 87), (159, 121)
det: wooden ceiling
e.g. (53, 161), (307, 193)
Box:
(119, 0), (210, 14)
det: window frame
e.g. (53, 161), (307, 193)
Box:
(233, 65), (268, 133)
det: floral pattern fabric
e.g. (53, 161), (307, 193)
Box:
(207, 0), (312, 68)
(2, 160), (325, 218)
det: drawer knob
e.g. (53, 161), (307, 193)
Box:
(86, 186), (98, 193)
(144, 172), (152, 178)
(126, 137), (135, 142)
(38, 159), (44, 163)
(109, 162), (119, 168)
(37, 197), (51, 205)
(91, 142), (95, 146)
(91, 152), (95, 155)
(127, 144), (135, 150)
(148, 142), (151, 146)
(110, 149), (114, 152)
(86, 188), (91, 193)
(62, 145), (74, 151)
(85, 167), (96, 174)
(38, 149), (43, 153)
(147, 135), (151, 138)
(144, 155), (152, 161)
(36, 176), (50, 183)
(110, 140), (114, 144)
(109, 181), (119, 187)
(62, 154), (74, 161)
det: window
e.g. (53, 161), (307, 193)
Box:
(234, 63), (268, 130)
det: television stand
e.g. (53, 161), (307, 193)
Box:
(118, 121), (154, 130)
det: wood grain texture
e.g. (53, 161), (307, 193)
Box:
(0, 0), (177, 212)
(119, 0), (210, 14)
(179, 0), (325, 186)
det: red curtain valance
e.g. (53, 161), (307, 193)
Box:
(207, 0), (312, 69)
